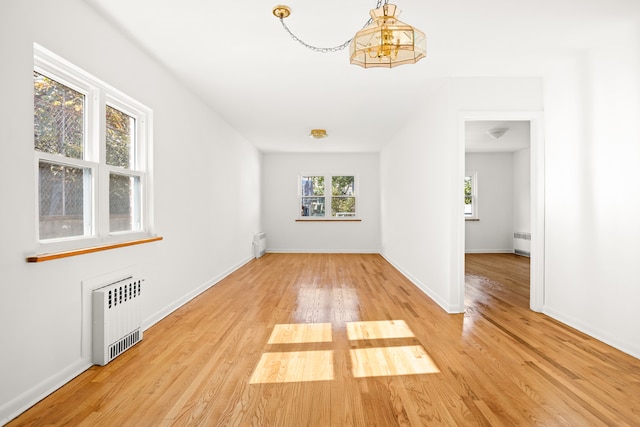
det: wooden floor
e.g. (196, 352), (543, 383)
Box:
(9, 253), (640, 426)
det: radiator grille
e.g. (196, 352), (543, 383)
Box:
(514, 232), (531, 257)
(253, 232), (266, 258)
(110, 329), (141, 361)
(93, 277), (143, 366)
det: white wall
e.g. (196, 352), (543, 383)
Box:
(381, 78), (543, 313)
(465, 153), (514, 253)
(262, 153), (380, 253)
(381, 82), (458, 311)
(513, 148), (531, 235)
(543, 22), (640, 358)
(0, 0), (261, 423)
(464, 147), (531, 254)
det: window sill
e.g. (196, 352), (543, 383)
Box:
(296, 219), (362, 222)
(26, 236), (163, 263)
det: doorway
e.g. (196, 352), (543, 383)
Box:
(455, 112), (545, 312)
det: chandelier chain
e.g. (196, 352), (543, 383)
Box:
(277, 0), (389, 53)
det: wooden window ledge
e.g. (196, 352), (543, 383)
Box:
(26, 236), (163, 263)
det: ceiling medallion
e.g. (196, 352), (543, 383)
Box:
(272, 5), (291, 19)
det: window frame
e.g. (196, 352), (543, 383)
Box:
(464, 172), (478, 220)
(298, 174), (358, 220)
(34, 44), (154, 253)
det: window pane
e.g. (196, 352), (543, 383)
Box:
(39, 161), (90, 239)
(106, 105), (136, 169)
(110, 174), (141, 232)
(301, 176), (324, 196)
(301, 197), (325, 217)
(332, 176), (354, 196)
(464, 176), (473, 216)
(332, 197), (356, 217)
(464, 176), (472, 200)
(34, 72), (84, 159)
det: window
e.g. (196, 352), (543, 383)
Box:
(300, 175), (357, 218)
(34, 44), (152, 250)
(464, 172), (478, 219)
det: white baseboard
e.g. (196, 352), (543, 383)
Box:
(464, 249), (513, 254)
(0, 256), (255, 425)
(266, 249), (380, 254)
(143, 256), (254, 330)
(0, 359), (91, 426)
(268, 250), (461, 312)
(380, 253), (461, 313)
(543, 306), (640, 360)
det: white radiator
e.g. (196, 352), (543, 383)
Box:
(253, 232), (266, 258)
(514, 232), (531, 257)
(92, 277), (143, 366)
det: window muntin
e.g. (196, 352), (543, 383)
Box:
(464, 173), (478, 219)
(34, 44), (152, 249)
(299, 175), (357, 219)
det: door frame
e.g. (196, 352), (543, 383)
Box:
(455, 112), (545, 312)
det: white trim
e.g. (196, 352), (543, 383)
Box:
(33, 43), (154, 254)
(464, 249), (514, 254)
(544, 306), (640, 360)
(381, 253), (463, 313)
(298, 173), (359, 219)
(458, 112), (546, 313)
(265, 249), (379, 254)
(142, 256), (254, 329)
(0, 359), (91, 426)
(1, 257), (253, 424)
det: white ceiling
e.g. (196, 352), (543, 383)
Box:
(84, 0), (640, 153)
(465, 121), (530, 153)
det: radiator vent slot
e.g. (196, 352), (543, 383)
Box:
(109, 329), (141, 361)
(513, 232), (531, 257)
(93, 277), (143, 366)
(253, 232), (266, 258)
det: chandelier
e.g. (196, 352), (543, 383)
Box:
(272, 1), (426, 68)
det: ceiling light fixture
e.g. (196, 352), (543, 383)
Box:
(309, 129), (328, 139)
(272, 1), (426, 68)
(487, 127), (509, 139)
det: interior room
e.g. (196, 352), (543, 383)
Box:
(2, 0), (640, 424)
(464, 120), (531, 255)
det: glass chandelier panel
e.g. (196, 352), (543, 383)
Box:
(349, 4), (426, 68)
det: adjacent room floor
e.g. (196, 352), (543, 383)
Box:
(8, 253), (640, 426)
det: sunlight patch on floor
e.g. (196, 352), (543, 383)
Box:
(346, 320), (415, 340)
(249, 350), (334, 384)
(350, 345), (440, 378)
(268, 323), (332, 344)
(251, 320), (438, 384)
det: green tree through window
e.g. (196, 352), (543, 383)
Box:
(300, 175), (357, 218)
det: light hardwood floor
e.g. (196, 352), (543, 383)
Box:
(8, 253), (640, 426)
